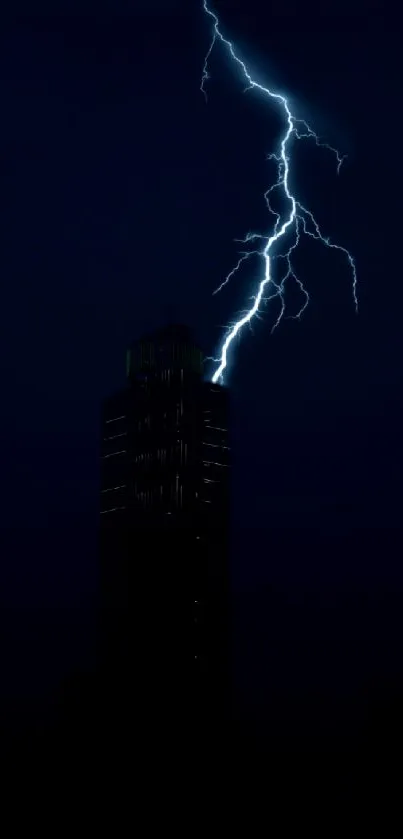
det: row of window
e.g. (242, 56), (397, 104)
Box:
(103, 432), (127, 442)
(134, 478), (183, 509)
(133, 402), (184, 433)
(203, 460), (229, 468)
(202, 441), (230, 450)
(204, 425), (227, 433)
(133, 442), (188, 466)
(100, 505), (126, 515)
(102, 449), (127, 460)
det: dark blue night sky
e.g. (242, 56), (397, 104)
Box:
(0, 0), (402, 754)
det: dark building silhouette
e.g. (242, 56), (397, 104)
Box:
(99, 325), (230, 751)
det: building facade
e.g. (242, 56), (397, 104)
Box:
(99, 325), (230, 747)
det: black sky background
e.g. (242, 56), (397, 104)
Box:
(0, 0), (402, 739)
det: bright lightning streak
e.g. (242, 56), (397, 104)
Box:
(201, 1), (357, 384)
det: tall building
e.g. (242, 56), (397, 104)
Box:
(99, 325), (230, 749)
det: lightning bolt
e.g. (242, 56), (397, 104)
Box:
(201, 1), (357, 384)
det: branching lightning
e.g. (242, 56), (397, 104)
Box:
(201, 1), (357, 384)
